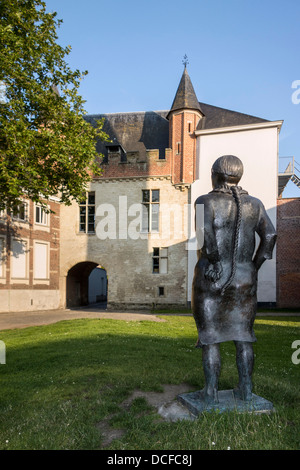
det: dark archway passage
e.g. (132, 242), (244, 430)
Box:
(66, 261), (99, 308)
(66, 262), (108, 308)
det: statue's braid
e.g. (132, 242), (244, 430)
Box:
(221, 186), (242, 295)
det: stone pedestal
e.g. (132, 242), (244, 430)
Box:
(177, 389), (274, 416)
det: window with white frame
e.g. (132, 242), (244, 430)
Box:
(11, 239), (28, 279)
(79, 192), (95, 233)
(152, 247), (168, 274)
(35, 204), (48, 226)
(142, 190), (159, 232)
(11, 201), (28, 222)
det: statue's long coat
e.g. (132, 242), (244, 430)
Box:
(192, 188), (277, 346)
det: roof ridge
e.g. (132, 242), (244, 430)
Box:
(199, 101), (269, 121)
(86, 110), (169, 117)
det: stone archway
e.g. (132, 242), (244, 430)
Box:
(66, 261), (100, 308)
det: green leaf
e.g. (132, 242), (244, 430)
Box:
(0, 0), (109, 210)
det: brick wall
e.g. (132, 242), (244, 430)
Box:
(0, 198), (60, 312)
(277, 197), (300, 307)
(169, 111), (200, 184)
(98, 148), (172, 180)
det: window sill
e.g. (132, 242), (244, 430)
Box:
(33, 224), (50, 232)
(77, 232), (96, 236)
(140, 230), (160, 234)
(10, 220), (29, 227)
(10, 279), (30, 285)
(33, 279), (50, 285)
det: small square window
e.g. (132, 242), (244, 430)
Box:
(158, 286), (165, 296)
(142, 190), (150, 203)
(152, 190), (160, 203)
(88, 193), (95, 205)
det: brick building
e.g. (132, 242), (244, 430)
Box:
(276, 197), (300, 308)
(0, 66), (299, 312)
(0, 197), (60, 311)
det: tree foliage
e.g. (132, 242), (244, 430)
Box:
(0, 0), (108, 210)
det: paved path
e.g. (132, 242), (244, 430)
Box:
(0, 307), (298, 331)
(0, 307), (166, 330)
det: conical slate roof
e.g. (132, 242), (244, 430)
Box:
(167, 67), (204, 119)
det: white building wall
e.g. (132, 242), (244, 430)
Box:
(188, 122), (282, 303)
(89, 267), (107, 303)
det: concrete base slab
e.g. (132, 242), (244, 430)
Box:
(177, 389), (274, 416)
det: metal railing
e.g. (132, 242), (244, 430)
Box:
(278, 157), (300, 193)
(279, 156), (294, 175)
(279, 156), (300, 175)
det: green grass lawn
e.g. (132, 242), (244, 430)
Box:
(0, 315), (299, 450)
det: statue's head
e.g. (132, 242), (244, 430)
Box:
(211, 155), (243, 187)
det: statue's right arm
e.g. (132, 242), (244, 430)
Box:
(253, 200), (277, 271)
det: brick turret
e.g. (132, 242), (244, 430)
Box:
(167, 66), (204, 185)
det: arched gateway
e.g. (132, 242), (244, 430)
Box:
(66, 262), (107, 308)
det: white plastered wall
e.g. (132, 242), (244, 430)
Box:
(0, 290), (60, 312)
(188, 122), (282, 303)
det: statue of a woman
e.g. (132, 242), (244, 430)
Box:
(192, 155), (277, 403)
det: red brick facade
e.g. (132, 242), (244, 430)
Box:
(98, 148), (172, 180)
(168, 111), (200, 184)
(277, 197), (300, 307)
(0, 199), (60, 294)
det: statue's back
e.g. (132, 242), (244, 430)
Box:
(192, 188), (276, 346)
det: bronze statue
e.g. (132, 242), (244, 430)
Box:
(192, 155), (277, 404)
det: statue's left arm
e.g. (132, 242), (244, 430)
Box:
(195, 197), (223, 281)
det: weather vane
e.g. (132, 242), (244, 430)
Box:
(182, 54), (189, 68)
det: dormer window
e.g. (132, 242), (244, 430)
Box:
(105, 142), (127, 162)
(107, 145), (121, 154)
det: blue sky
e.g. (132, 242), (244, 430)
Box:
(45, 0), (300, 198)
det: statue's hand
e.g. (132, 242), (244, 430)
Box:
(205, 261), (223, 282)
